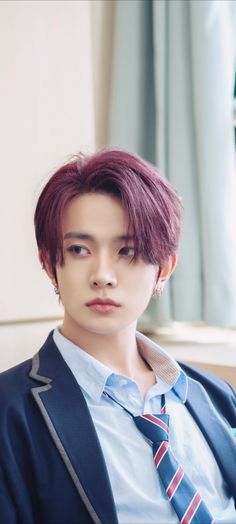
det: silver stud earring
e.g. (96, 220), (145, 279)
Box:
(54, 285), (60, 295)
(152, 285), (163, 298)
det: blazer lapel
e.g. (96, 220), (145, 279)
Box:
(30, 332), (118, 524)
(185, 377), (236, 500)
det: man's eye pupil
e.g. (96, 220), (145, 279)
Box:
(68, 246), (83, 254)
(121, 247), (134, 255)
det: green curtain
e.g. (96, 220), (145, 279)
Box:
(109, 0), (236, 328)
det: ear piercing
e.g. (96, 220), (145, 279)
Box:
(54, 285), (60, 295)
(52, 280), (60, 295)
(152, 285), (163, 298)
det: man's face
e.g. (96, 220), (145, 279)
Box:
(55, 193), (159, 337)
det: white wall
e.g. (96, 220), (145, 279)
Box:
(0, 0), (98, 368)
(0, 0), (95, 325)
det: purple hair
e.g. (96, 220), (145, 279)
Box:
(34, 148), (182, 279)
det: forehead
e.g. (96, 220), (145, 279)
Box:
(62, 193), (129, 237)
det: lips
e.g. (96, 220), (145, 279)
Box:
(86, 298), (121, 307)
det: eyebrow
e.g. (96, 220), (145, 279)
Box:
(63, 232), (135, 243)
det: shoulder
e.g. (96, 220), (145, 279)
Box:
(0, 358), (33, 410)
(0, 330), (62, 416)
(180, 361), (236, 425)
(0, 331), (55, 408)
(180, 361), (234, 392)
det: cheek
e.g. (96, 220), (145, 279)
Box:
(56, 267), (80, 297)
(128, 268), (156, 299)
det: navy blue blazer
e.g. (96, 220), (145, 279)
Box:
(0, 331), (235, 524)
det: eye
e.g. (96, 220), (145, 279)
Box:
(66, 245), (90, 256)
(119, 246), (135, 257)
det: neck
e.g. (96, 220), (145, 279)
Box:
(60, 317), (149, 379)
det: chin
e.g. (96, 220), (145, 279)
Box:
(84, 318), (136, 336)
(86, 326), (120, 336)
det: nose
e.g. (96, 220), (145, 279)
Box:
(89, 255), (117, 289)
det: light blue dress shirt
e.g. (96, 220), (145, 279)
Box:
(53, 327), (236, 524)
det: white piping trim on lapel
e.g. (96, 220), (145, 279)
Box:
(31, 384), (102, 524)
(30, 352), (102, 524)
(29, 353), (52, 384)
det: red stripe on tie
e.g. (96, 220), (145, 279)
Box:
(181, 492), (201, 524)
(166, 465), (184, 500)
(161, 404), (167, 414)
(143, 414), (169, 434)
(154, 441), (168, 467)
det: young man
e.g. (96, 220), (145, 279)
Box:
(0, 149), (235, 524)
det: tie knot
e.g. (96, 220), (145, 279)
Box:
(133, 413), (170, 443)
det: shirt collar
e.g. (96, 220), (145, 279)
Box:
(136, 331), (187, 402)
(53, 327), (188, 403)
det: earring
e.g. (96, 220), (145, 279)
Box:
(152, 285), (162, 298)
(54, 285), (60, 295)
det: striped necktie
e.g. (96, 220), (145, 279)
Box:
(103, 391), (215, 524)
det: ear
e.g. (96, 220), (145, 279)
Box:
(157, 253), (178, 286)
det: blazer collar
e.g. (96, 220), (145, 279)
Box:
(186, 377), (236, 500)
(29, 331), (118, 524)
